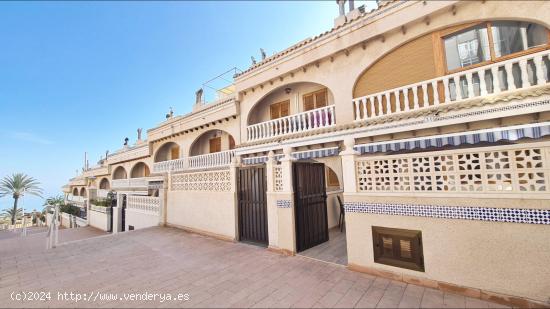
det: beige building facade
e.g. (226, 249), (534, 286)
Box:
(64, 1), (550, 307)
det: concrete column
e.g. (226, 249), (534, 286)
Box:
(112, 193), (123, 234)
(277, 147), (296, 254)
(340, 137), (359, 194)
(230, 155), (241, 241)
(265, 151), (279, 248)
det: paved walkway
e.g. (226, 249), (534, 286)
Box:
(0, 227), (508, 308)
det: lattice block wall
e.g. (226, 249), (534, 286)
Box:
(127, 196), (160, 214)
(356, 143), (550, 194)
(171, 169), (232, 192)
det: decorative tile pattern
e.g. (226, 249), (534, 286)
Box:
(171, 169), (231, 192)
(344, 202), (550, 225)
(274, 166), (283, 192)
(276, 200), (291, 208)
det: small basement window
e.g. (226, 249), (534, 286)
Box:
(372, 226), (424, 272)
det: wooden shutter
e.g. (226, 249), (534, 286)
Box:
(170, 146), (180, 160)
(270, 104), (280, 120)
(229, 135), (235, 150)
(280, 101), (290, 117)
(209, 137), (221, 153)
(303, 94), (315, 111)
(315, 89), (327, 108)
(270, 100), (290, 119)
(372, 226), (424, 272)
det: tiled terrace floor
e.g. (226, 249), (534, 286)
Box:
(0, 227), (508, 308)
(299, 227), (347, 265)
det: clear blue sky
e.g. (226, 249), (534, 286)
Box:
(0, 1), (377, 211)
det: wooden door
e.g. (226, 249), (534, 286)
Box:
(293, 162), (328, 252)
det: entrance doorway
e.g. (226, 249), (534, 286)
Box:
(237, 165), (268, 246)
(121, 195), (127, 232)
(293, 162), (329, 252)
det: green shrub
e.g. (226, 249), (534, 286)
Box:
(60, 204), (81, 216)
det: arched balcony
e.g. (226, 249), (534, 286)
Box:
(352, 20), (550, 122)
(112, 166), (127, 180)
(154, 142), (180, 163)
(98, 178), (110, 198)
(130, 162), (151, 178)
(187, 130), (236, 169)
(72, 188), (79, 196)
(246, 82), (336, 142)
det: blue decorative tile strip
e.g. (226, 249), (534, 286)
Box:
(355, 122), (550, 154)
(344, 202), (550, 225)
(276, 200), (292, 208)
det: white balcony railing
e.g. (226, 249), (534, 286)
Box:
(67, 195), (85, 203)
(152, 158), (187, 173)
(111, 177), (149, 189)
(97, 189), (109, 198)
(247, 105), (336, 142)
(188, 150), (235, 170)
(353, 49), (550, 122)
(152, 150), (235, 173)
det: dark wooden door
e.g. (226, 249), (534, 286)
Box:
(238, 166), (268, 245)
(121, 195), (126, 232)
(294, 162), (328, 252)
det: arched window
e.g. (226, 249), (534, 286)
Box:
(72, 188), (79, 196)
(99, 178), (110, 190)
(79, 187), (86, 197)
(130, 162), (150, 178)
(155, 142), (180, 162)
(113, 166), (127, 180)
(443, 21), (548, 71)
(326, 167), (341, 190)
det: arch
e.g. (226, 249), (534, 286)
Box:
(72, 188), (79, 196)
(112, 166), (128, 180)
(99, 178), (110, 190)
(154, 142), (180, 162)
(325, 166), (341, 190)
(246, 82), (335, 126)
(79, 187), (87, 197)
(189, 129), (236, 156)
(130, 162), (151, 178)
(352, 19), (550, 98)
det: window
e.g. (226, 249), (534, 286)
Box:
(491, 21), (548, 57)
(229, 135), (235, 150)
(444, 25), (491, 71)
(326, 167), (340, 188)
(372, 226), (424, 272)
(209, 137), (221, 153)
(170, 145), (180, 160)
(270, 100), (290, 120)
(303, 88), (328, 111)
(443, 21), (549, 72)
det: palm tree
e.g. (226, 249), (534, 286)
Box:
(44, 195), (65, 208)
(2, 208), (23, 222)
(0, 173), (43, 224)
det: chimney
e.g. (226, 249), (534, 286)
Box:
(334, 0), (347, 27)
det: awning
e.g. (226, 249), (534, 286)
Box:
(355, 122), (550, 154)
(242, 146), (340, 165)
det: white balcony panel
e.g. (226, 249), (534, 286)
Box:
(353, 50), (550, 122)
(111, 177), (149, 189)
(152, 158), (187, 173)
(187, 150), (235, 170)
(247, 105), (336, 142)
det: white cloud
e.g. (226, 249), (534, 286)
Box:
(7, 132), (54, 145)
